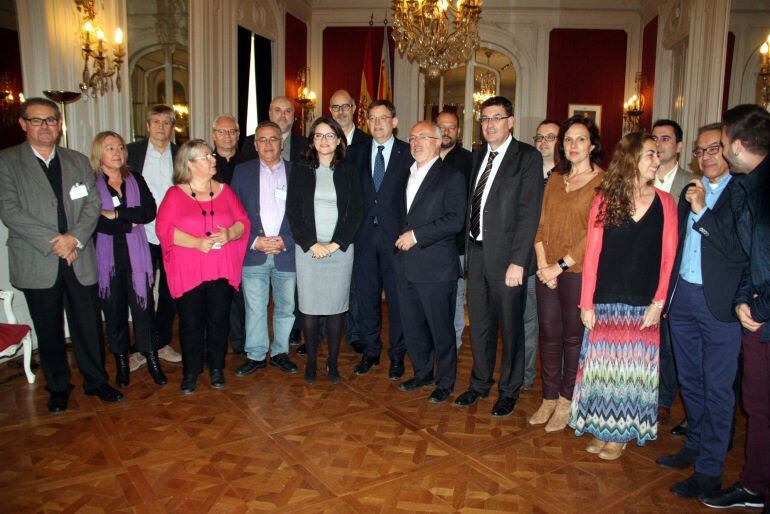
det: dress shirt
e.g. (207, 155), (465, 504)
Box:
(679, 173), (731, 285)
(253, 159), (288, 249)
(473, 134), (512, 241)
(655, 162), (679, 194)
(31, 146), (56, 167)
(407, 156), (438, 212)
(281, 132), (291, 162)
(142, 142), (174, 245)
(344, 127), (355, 146)
(370, 136), (395, 176)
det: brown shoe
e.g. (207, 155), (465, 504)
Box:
(157, 345), (182, 363)
(598, 442), (627, 461)
(545, 396), (572, 432)
(586, 437), (606, 454)
(528, 398), (557, 425)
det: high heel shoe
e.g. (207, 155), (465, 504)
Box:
(586, 437), (606, 454)
(144, 350), (168, 385)
(598, 442), (627, 461)
(327, 363), (340, 385)
(114, 352), (129, 387)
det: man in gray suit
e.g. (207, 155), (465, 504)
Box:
(0, 97), (122, 413)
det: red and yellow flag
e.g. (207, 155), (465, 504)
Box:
(357, 28), (374, 132)
(376, 29), (392, 102)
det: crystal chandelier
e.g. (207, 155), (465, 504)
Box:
(472, 70), (496, 120)
(75, 0), (125, 98)
(758, 34), (770, 110)
(391, 0), (483, 78)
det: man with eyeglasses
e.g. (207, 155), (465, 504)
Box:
(454, 96), (543, 418)
(655, 123), (747, 500)
(534, 119), (560, 184)
(0, 97), (122, 412)
(231, 121), (299, 377)
(329, 89), (371, 148)
(240, 96), (310, 165)
(211, 115), (240, 185)
(394, 121), (466, 404)
(126, 104), (182, 368)
(348, 99), (414, 379)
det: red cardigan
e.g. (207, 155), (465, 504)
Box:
(579, 189), (678, 310)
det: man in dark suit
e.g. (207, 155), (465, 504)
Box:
(0, 97), (122, 412)
(454, 96), (543, 417)
(211, 114), (241, 185)
(239, 96), (310, 164)
(348, 99), (415, 379)
(395, 121), (466, 403)
(656, 123), (748, 499)
(436, 110), (473, 349)
(126, 104), (181, 368)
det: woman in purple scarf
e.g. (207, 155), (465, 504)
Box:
(90, 131), (166, 387)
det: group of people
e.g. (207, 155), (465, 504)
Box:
(0, 90), (767, 510)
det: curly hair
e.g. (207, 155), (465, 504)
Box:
(595, 131), (655, 227)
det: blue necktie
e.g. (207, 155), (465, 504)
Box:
(373, 145), (385, 192)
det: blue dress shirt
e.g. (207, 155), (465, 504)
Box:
(370, 136), (395, 175)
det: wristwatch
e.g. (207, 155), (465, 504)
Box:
(652, 300), (664, 309)
(557, 258), (570, 271)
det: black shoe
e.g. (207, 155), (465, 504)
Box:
(671, 419), (688, 436)
(453, 389), (488, 407)
(289, 328), (302, 346)
(670, 473), (721, 499)
(181, 374), (197, 394)
(210, 369), (225, 388)
(234, 358), (266, 376)
(700, 482), (766, 509)
(85, 383), (124, 403)
(269, 353), (299, 373)
(47, 384), (74, 413)
(656, 447), (698, 469)
(327, 364), (341, 385)
(114, 352), (130, 387)
(491, 396), (517, 417)
(354, 355), (380, 375)
(144, 351), (167, 385)
(399, 376), (434, 392)
(296, 343), (307, 355)
(389, 356), (405, 380)
(428, 387), (451, 404)
(349, 340), (365, 354)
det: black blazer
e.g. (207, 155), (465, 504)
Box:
(126, 139), (178, 176)
(467, 138), (544, 278)
(667, 180), (748, 322)
(239, 133), (309, 164)
(395, 159), (466, 283)
(348, 138), (414, 244)
(349, 128), (372, 147)
(442, 144), (473, 255)
(286, 159), (362, 252)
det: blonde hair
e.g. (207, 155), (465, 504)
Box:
(173, 139), (211, 184)
(90, 131), (129, 178)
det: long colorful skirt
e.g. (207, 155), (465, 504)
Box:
(568, 303), (659, 445)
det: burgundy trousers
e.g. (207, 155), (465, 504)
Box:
(740, 329), (770, 496)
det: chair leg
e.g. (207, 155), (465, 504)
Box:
(22, 335), (35, 384)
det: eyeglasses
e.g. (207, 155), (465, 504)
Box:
(533, 134), (557, 143)
(330, 103), (353, 113)
(313, 132), (337, 141)
(24, 116), (59, 126)
(256, 136), (281, 144)
(214, 128), (238, 136)
(407, 135), (440, 143)
(191, 153), (216, 161)
(368, 115), (393, 123)
(480, 115), (511, 125)
(692, 144), (722, 159)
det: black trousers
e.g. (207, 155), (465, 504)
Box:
(175, 279), (233, 376)
(149, 243), (176, 348)
(22, 260), (108, 392)
(466, 242), (527, 398)
(396, 272), (458, 391)
(229, 289), (245, 353)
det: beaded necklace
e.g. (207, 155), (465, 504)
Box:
(189, 180), (215, 236)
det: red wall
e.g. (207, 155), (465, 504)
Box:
(285, 13), (307, 135)
(547, 28), (628, 163)
(322, 26), (394, 117)
(640, 17), (658, 133)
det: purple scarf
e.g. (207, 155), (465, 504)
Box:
(96, 173), (154, 308)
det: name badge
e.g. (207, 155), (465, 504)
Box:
(70, 183), (88, 200)
(212, 242), (222, 250)
(274, 188), (287, 200)
(112, 196), (121, 208)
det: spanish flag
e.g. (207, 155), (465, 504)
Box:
(376, 29), (392, 102)
(357, 28), (375, 132)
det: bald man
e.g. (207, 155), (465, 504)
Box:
(240, 96), (310, 164)
(329, 89), (372, 148)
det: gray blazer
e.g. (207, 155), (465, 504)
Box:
(669, 165), (696, 204)
(0, 142), (100, 289)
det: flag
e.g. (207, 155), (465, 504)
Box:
(376, 28), (392, 102)
(357, 28), (375, 132)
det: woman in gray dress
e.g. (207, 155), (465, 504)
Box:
(286, 117), (362, 385)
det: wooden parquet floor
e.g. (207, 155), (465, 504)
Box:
(0, 327), (750, 513)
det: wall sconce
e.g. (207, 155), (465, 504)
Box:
(758, 34), (770, 110)
(0, 74), (24, 125)
(75, 0), (125, 98)
(623, 72), (646, 135)
(295, 67), (316, 136)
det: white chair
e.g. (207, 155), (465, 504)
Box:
(0, 290), (36, 384)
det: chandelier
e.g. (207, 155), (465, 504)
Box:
(391, 0), (483, 78)
(622, 72), (646, 135)
(472, 69), (496, 120)
(758, 34), (770, 110)
(75, 0), (125, 98)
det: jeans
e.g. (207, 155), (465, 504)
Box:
(454, 256), (466, 348)
(242, 256), (296, 361)
(523, 274), (539, 388)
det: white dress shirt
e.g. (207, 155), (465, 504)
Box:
(370, 136), (395, 175)
(407, 156), (439, 212)
(32, 146), (56, 166)
(142, 142), (174, 245)
(472, 134), (512, 241)
(344, 127), (355, 146)
(655, 162), (679, 194)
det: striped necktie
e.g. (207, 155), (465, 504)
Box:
(469, 151), (498, 239)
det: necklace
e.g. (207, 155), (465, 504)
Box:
(563, 165), (592, 191)
(189, 180), (215, 236)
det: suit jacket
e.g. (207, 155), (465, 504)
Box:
(441, 145), (473, 255)
(231, 158), (295, 271)
(395, 159), (466, 283)
(348, 138), (415, 244)
(668, 165), (696, 204)
(349, 127), (372, 147)
(239, 133), (309, 164)
(286, 159), (363, 252)
(126, 139), (178, 175)
(667, 179), (748, 322)
(467, 138), (544, 278)
(0, 143), (101, 289)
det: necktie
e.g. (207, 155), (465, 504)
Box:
(469, 151), (498, 239)
(373, 145), (385, 192)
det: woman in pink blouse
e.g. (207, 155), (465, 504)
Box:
(156, 139), (250, 394)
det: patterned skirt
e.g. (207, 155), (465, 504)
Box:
(568, 303), (659, 445)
